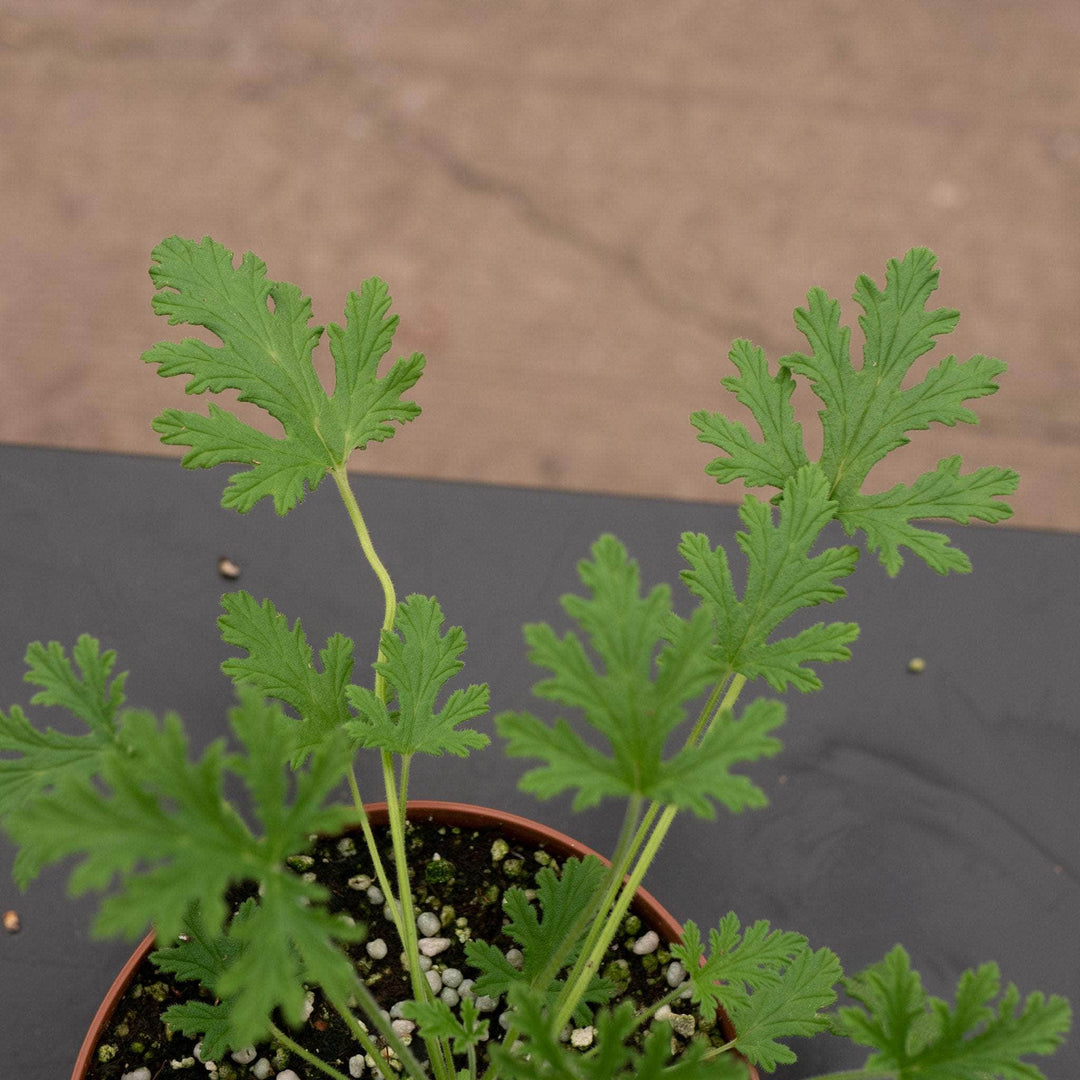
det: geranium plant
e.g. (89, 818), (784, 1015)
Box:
(0, 237), (1070, 1080)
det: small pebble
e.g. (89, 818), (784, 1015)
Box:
(366, 938), (388, 960)
(3, 909), (20, 933)
(217, 556), (241, 580)
(666, 960), (687, 987)
(633, 930), (660, 955)
(570, 1026), (596, 1049)
(419, 936), (451, 957)
(417, 911), (441, 936)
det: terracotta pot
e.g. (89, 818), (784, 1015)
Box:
(72, 801), (758, 1080)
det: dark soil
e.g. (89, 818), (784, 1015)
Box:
(84, 817), (724, 1079)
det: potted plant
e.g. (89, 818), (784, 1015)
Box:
(0, 237), (1071, 1080)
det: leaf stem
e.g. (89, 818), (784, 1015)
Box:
(551, 671), (749, 1036)
(331, 465), (397, 701)
(268, 1022), (352, 1080)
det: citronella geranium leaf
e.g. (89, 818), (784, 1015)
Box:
(468, 856), (613, 1020)
(3, 693), (361, 1047)
(672, 913), (814, 1017)
(836, 946), (1071, 1080)
(159, 1001), (234, 1061)
(399, 997), (490, 1056)
(345, 594), (490, 758)
(728, 945), (843, 1070)
(0, 637), (129, 879)
(679, 465), (859, 693)
(218, 591), (355, 762)
(694, 248), (1017, 576)
(498, 536), (783, 815)
(838, 455), (1019, 575)
(143, 236), (424, 514)
(691, 338), (809, 490)
(490, 985), (730, 1080)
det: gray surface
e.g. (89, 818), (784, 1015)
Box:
(1, 445), (1077, 1077)
(2, 1), (1080, 532)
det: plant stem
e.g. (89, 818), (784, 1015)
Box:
(268, 1022), (352, 1080)
(325, 984), (431, 1080)
(331, 465), (397, 701)
(550, 672), (749, 1035)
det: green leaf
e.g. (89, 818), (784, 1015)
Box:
(497, 536), (781, 815)
(487, 984), (734, 1080)
(729, 945), (842, 1070)
(694, 248), (1017, 575)
(143, 236), (424, 514)
(0, 637), (128, 880)
(218, 591), (355, 762)
(691, 338), (809, 490)
(467, 856), (614, 1021)
(346, 594), (490, 758)
(160, 1000), (234, 1062)
(835, 945), (1071, 1080)
(3, 693), (362, 1048)
(671, 914), (840, 1070)
(679, 465), (860, 692)
(399, 997), (490, 1056)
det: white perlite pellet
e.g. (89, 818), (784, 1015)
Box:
(633, 930), (660, 955)
(419, 936), (451, 957)
(426, 968), (443, 993)
(505, 947), (524, 970)
(366, 937), (388, 959)
(276, 1071), (302, 1080)
(121, 1069), (151, 1080)
(366, 885), (384, 905)
(391, 1018), (416, 1038)
(348, 1053), (366, 1077)
(441, 967), (464, 988)
(417, 910), (441, 937)
(230, 1046), (258, 1065)
(665, 960), (687, 987)
(570, 1026), (596, 1049)
(440, 987), (460, 1007)
(251, 1059), (273, 1080)
(474, 994), (498, 1012)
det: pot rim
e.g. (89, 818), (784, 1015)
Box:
(71, 800), (755, 1079)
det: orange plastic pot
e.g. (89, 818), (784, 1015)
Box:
(72, 801), (757, 1079)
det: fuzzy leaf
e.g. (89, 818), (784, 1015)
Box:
(679, 465), (860, 692)
(0, 637), (129, 878)
(346, 594), (490, 758)
(3, 693), (362, 1048)
(487, 985), (736, 1079)
(694, 248), (1017, 576)
(144, 236), (424, 514)
(497, 536), (781, 815)
(467, 856), (613, 1021)
(218, 591), (355, 762)
(399, 997), (490, 1056)
(729, 945), (843, 1070)
(836, 946), (1071, 1080)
